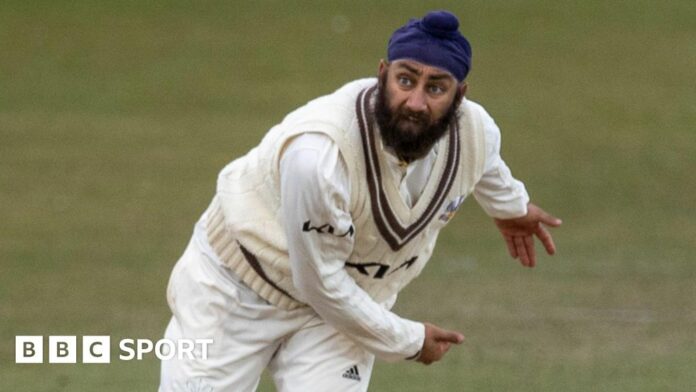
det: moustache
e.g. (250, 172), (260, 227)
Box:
(393, 109), (430, 126)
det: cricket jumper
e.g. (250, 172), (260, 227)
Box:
(205, 78), (487, 311)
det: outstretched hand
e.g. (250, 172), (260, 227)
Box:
(494, 203), (562, 268)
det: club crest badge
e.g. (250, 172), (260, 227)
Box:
(439, 196), (466, 223)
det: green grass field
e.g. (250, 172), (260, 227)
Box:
(2, 1), (695, 390)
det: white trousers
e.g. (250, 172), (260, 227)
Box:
(159, 238), (375, 392)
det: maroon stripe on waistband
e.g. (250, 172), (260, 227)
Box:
(238, 242), (297, 301)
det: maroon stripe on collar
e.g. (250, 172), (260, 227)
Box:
(356, 86), (397, 249)
(356, 86), (460, 251)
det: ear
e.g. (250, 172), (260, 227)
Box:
(458, 82), (468, 97)
(378, 59), (389, 78)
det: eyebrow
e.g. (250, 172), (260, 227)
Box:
(396, 62), (453, 82)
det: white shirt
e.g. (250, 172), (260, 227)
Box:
(276, 110), (529, 360)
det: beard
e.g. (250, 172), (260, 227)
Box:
(374, 72), (462, 163)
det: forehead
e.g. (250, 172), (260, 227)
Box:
(390, 59), (456, 82)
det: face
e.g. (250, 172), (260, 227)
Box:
(375, 59), (466, 162)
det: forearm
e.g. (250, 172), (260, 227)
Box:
(290, 243), (424, 361)
(473, 107), (530, 218)
(473, 161), (529, 219)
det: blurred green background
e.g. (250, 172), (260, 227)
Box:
(2, 1), (694, 390)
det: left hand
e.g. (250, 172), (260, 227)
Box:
(494, 203), (562, 268)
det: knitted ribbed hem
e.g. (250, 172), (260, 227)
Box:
(206, 196), (306, 311)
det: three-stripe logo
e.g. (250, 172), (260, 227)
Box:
(342, 365), (361, 381)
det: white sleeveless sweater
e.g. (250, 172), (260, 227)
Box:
(206, 78), (486, 310)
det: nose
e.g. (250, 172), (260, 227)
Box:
(404, 88), (427, 113)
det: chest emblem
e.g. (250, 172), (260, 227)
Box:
(439, 195), (466, 223)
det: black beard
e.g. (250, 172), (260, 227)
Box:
(374, 73), (461, 163)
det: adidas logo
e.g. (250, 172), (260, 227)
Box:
(342, 365), (361, 381)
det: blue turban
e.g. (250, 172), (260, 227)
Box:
(387, 11), (472, 81)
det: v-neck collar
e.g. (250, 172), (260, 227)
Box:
(378, 134), (441, 211)
(355, 85), (460, 251)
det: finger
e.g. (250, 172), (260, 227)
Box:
(513, 236), (530, 267)
(536, 226), (557, 255)
(539, 209), (562, 227)
(523, 235), (536, 267)
(436, 329), (465, 344)
(504, 235), (518, 258)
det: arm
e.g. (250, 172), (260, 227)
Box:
(280, 133), (422, 361)
(472, 108), (562, 267)
(280, 133), (462, 363)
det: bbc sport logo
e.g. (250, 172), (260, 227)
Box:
(15, 336), (213, 364)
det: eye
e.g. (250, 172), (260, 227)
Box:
(427, 84), (446, 95)
(397, 76), (413, 87)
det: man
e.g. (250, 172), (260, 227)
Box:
(160, 10), (561, 392)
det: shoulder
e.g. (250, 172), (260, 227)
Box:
(459, 98), (496, 125)
(280, 133), (349, 195)
(458, 98), (501, 142)
(283, 133), (337, 158)
(281, 78), (377, 127)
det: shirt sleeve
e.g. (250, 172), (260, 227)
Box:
(280, 133), (425, 362)
(472, 107), (530, 219)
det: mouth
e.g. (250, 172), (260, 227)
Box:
(398, 112), (428, 125)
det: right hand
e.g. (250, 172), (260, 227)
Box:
(416, 322), (465, 365)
